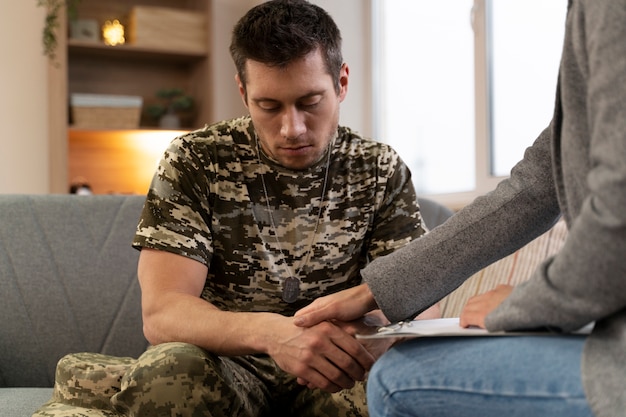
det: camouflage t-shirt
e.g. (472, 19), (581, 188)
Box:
(134, 116), (424, 315)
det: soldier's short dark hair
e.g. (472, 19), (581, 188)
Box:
(230, 0), (343, 96)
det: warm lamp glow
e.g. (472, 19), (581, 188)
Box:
(102, 20), (125, 46)
(68, 129), (186, 194)
(119, 130), (183, 176)
(126, 130), (180, 163)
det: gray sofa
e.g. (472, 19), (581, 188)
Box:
(0, 194), (452, 416)
(0, 195), (149, 416)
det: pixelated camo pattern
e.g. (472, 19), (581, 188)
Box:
(33, 353), (133, 416)
(133, 116), (424, 315)
(33, 344), (368, 417)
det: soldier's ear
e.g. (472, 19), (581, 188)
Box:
(235, 74), (248, 107)
(338, 63), (349, 102)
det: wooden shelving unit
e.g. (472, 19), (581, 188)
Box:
(68, 39), (207, 61)
(51, 0), (213, 194)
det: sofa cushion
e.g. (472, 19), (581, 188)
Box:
(0, 195), (149, 388)
(440, 218), (568, 318)
(0, 388), (54, 417)
(417, 197), (455, 231)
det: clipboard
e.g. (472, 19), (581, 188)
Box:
(356, 317), (594, 340)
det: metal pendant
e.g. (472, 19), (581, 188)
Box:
(282, 276), (300, 303)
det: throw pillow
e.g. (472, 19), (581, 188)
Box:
(440, 218), (567, 318)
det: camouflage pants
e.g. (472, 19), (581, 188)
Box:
(34, 342), (368, 417)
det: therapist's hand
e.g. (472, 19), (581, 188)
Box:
(460, 284), (513, 328)
(295, 311), (394, 389)
(294, 283), (378, 328)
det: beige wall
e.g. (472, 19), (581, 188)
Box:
(0, 2), (50, 193)
(0, 1), (372, 194)
(316, 0), (372, 138)
(209, 0), (257, 123)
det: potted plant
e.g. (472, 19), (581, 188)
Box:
(37, 0), (81, 62)
(146, 88), (194, 129)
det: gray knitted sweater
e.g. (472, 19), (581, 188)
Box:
(362, 1), (626, 416)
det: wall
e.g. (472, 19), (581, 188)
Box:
(0, 2), (50, 193)
(0, 1), (372, 194)
(316, 0), (372, 138)
(209, 0), (256, 123)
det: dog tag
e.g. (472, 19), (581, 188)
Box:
(282, 276), (300, 303)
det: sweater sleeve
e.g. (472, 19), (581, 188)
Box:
(486, 0), (626, 333)
(362, 127), (560, 323)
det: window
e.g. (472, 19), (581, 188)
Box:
(374, 0), (566, 208)
(490, 1), (566, 176)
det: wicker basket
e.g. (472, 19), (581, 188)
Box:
(71, 94), (143, 129)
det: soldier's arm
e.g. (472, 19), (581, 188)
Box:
(137, 248), (375, 392)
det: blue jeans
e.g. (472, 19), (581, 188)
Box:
(367, 335), (594, 417)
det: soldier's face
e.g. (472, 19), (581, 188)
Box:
(237, 48), (348, 170)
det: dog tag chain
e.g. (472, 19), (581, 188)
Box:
(256, 135), (332, 303)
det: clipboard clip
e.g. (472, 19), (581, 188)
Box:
(377, 321), (413, 333)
